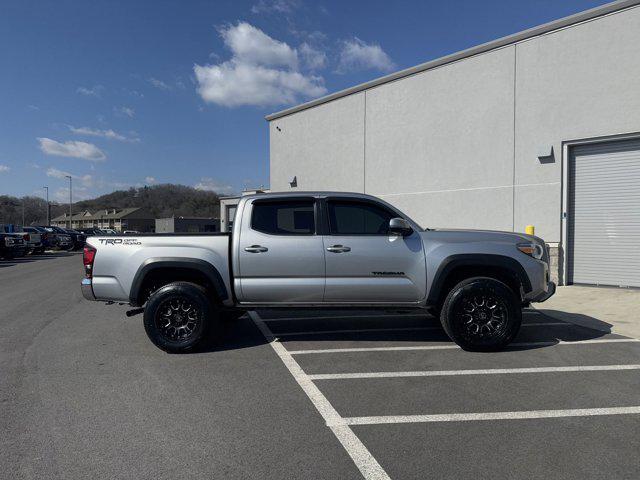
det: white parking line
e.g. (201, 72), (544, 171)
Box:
(275, 322), (567, 337)
(308, 364), (640, 380)
(287, 338), (640, 355)
(247, 311), (391, 480)
(336, 406), (640, 426)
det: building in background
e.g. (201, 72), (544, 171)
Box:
(155, 216), (219, 233)
(51, 207), (155, 232)
(266, 1), (640, 288)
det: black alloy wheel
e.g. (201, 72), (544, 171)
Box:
(440, 277), (521, 351)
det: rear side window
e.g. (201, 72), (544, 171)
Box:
(328, 200), (395, 235)
(251, 200), (315, 235)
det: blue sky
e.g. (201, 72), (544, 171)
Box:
(0, 0), (608, 202)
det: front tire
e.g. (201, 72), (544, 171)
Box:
(143, 282), (217, 353)
(440, 277), (521, 352)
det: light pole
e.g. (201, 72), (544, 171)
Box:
(65, 175), (72, 229)
(43, 186), (49, 225)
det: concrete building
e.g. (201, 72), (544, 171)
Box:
(52, 207), (155, 232)
(266, 0), (640, 288)
(155, 216), (219, 233)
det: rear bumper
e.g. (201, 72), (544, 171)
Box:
(531, 281), (556, 303)
(81, 278), (96, 301)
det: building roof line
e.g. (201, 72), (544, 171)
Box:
(266, 0), (640, 121)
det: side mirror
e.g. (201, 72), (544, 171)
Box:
(389, 218), (413, 236)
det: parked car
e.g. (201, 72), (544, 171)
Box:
(38, 226), (73, 250)
(0, 224), (28, 257)
(79, 227), (104, 237)
(26, 226), (55, 250)
(100, 228), (118, 235)
(16, 226), (44, 254)
(0, 231), (26, 259)
(62, 228), (86, 250)
(81, 191), (555, 353)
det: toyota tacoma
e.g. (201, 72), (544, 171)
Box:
(81, 192), (555, 352)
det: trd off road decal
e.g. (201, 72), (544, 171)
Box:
(372, 271), (405, 276)
(98, 238), (142, 246)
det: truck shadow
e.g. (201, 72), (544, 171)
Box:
(195, 309), (617, 354)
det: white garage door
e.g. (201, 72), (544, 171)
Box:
(568, 138), (640, 287)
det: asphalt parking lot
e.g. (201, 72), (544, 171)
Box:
(2, 253), (640, 479)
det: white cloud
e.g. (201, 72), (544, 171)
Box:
(194, 178), (235, 195)
(76, 85), (104, 97)
(46, 167), (94, 187)
(68, 125), (139, 143)
(220, 22), (297, 68)
(0, 165), (10, 173)
(145, 176), (156, 184)
(114, 106), (135, 118)
(299, 42), (327, 70)
(38, 138), (106, 162)
(195, 62), (325, 107)
(337, 38), (395, 73)
(251, 0), (299, 14)
(194, 22), (326, 107)
(148, 77), (172, 90)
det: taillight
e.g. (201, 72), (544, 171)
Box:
(23, 233), (30, 241)
(83, 245), (96, 278)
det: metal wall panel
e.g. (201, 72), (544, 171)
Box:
(568, 138), (640, 287)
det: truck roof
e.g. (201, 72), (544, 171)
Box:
(240, 191), (381, 200)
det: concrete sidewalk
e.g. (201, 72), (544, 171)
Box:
(534, 285), (640, 339)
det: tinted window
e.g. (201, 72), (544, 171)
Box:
(328, 200), (395, 235)
(252, 200), (315, 235)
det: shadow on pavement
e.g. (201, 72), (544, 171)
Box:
(189, 314), (268, 354)
(241, 309), (615, 353)
(536, 309), (613, 334)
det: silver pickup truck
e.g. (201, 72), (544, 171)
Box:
(81, 192), (555, 353)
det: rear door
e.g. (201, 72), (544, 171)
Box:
(322, 198), (427, 303)
(237, 198), (325, 303)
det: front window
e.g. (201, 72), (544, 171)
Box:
(327, 200), (396, 235)
(251, 200), (315, 235)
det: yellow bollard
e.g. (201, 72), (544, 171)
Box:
(525, 225), (535, 235)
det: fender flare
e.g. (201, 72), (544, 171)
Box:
(426, 253), (532, 305)
(129, 257), (228, 306)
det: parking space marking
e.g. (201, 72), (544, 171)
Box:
(248, 311), (391, 480)
(287, 338), (640, 355)
(275, 322), (567, 337)
(308, 364), (640, 380)
(337, 406), (640, 426)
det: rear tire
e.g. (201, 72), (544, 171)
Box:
(143, 281), (218, 353)
(440, 277), (521, 352)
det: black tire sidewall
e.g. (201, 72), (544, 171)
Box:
(441, 277), (521, 351)
(143, 282), (215, 353)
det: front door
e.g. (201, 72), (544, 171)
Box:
(323, 198), (426, 303)
(238, 198), (325, 303)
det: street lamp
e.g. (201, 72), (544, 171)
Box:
(43, 186), (49, 225)
(65, 175), (72, 229)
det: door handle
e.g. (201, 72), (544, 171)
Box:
(244, 245), (268, 253)
(326, 245), (351, 253)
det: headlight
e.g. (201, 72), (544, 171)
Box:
(517, 242), (544, 260)
(5, 237), (13, 246)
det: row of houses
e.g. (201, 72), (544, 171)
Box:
(51, 208), (219, 233)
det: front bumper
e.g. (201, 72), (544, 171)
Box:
(531, 281), (556, 303)
(81, 278), (96, 301)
